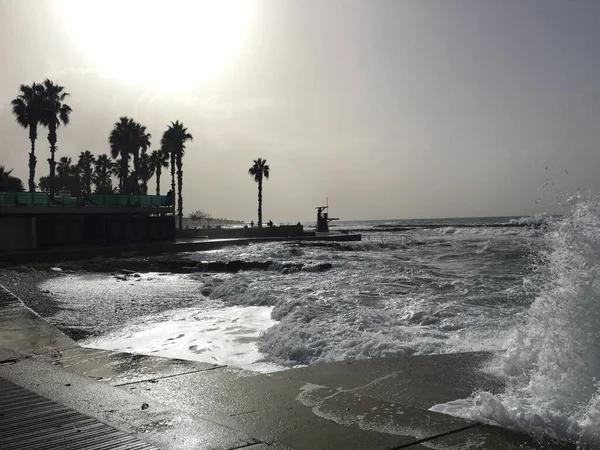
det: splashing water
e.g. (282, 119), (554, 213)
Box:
(431, 198), (600, 447)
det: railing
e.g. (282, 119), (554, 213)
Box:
(0, 192), (52, 207)
(85, 194), (171, 208)
(0, 192), (172, 208)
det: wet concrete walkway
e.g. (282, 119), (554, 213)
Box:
(0, 283), (573, 449)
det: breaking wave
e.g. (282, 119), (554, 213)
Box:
(431, 198), (600, 448)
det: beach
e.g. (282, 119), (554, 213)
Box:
(2, 209), (598, 447)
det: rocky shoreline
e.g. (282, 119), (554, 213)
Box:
(0, 253), (333, 343)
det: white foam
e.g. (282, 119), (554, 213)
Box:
(82, 305), (282, 372)
(508, 214), (550, 227)
(296, 382), (429, 439)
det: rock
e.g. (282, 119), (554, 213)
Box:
(197, 260), (308, 273)
(319, 263), (333, 271)
(133, 273), (141, 278)
(141, 403), (149, 410)
(201, 287), (213, 297)
(301, 263), (333, 272)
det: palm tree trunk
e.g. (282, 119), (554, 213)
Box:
(48, 126), (57, 198)
(121, 154), (129, 195)
(170, 152), (176, 224)
(86, 169), (93, 195)
(132, 150), (139, 194)
(156, 167), (161, 196)
(28, 124), (37, 192)
(170, 152), (175, 198)
(258, 178), (263, 228)
(177, 153), (183, 231)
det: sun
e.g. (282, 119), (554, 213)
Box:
(58, 0), (255, 91)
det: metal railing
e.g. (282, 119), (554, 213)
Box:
(0, 192), (172, 208)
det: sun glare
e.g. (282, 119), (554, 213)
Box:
(58, 0), (255, 91)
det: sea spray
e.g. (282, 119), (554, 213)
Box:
(431, 198), (600, 447)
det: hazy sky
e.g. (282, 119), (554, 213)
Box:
(1, 0), (600, 221)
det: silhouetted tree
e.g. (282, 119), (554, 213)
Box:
(38, 176), (52, 193)
(189, 210), (212, 228)
(131, 123), (151, 192)
(138, 150), (153, 195)
(11, 83), (44, 192)
(109, 117), (134, 193)
(109, 117), (150, 194)
(93, 154), (114, 194)
(55, 156), (80, 196)
(248, 158), (270, 228)
(0, 166), (25, 192)
(77, 150), (96, 195)
(110, 157), (124, 192)
(160, 132), (176, 207)
(39, 79), (71, 198)
(162, 121), (193, 230)
(149, 149), (169, 195)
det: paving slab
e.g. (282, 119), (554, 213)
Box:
(242, 445), (297, 450)
(0, 286), (78, 358)
(406, 422), (576, 449)
(32, 345), (221, 385)
(126, 367), (475, 450)
(275, 352), (505, 410)
(0, 358), (258, 450)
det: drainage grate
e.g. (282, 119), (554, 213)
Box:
(0, 377), (159, 450)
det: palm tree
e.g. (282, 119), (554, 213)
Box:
(55, 156), (80, 195)
(109, 117), (135, 194)
(138, 150), (154, 195)
(162, 121), (193, 230)
(110, 158), (123, 192)
(131, 123), (151, 193)
(11, 83), (44, 192)
(248, 158), (270, 228)
(77, 150), (96, 195)
(160, 131), (176, 204)
(0, 166), (25, 192)
(149, 149), (169, 195)
(109, 117), (150, 194)
(93, 154), (114, 194)
(56, 156), (72, 177)
(39, 79), (72, 198)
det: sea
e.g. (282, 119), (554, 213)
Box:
(39, 199), (600, 447)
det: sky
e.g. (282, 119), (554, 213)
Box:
(1, 0), (600, 221)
